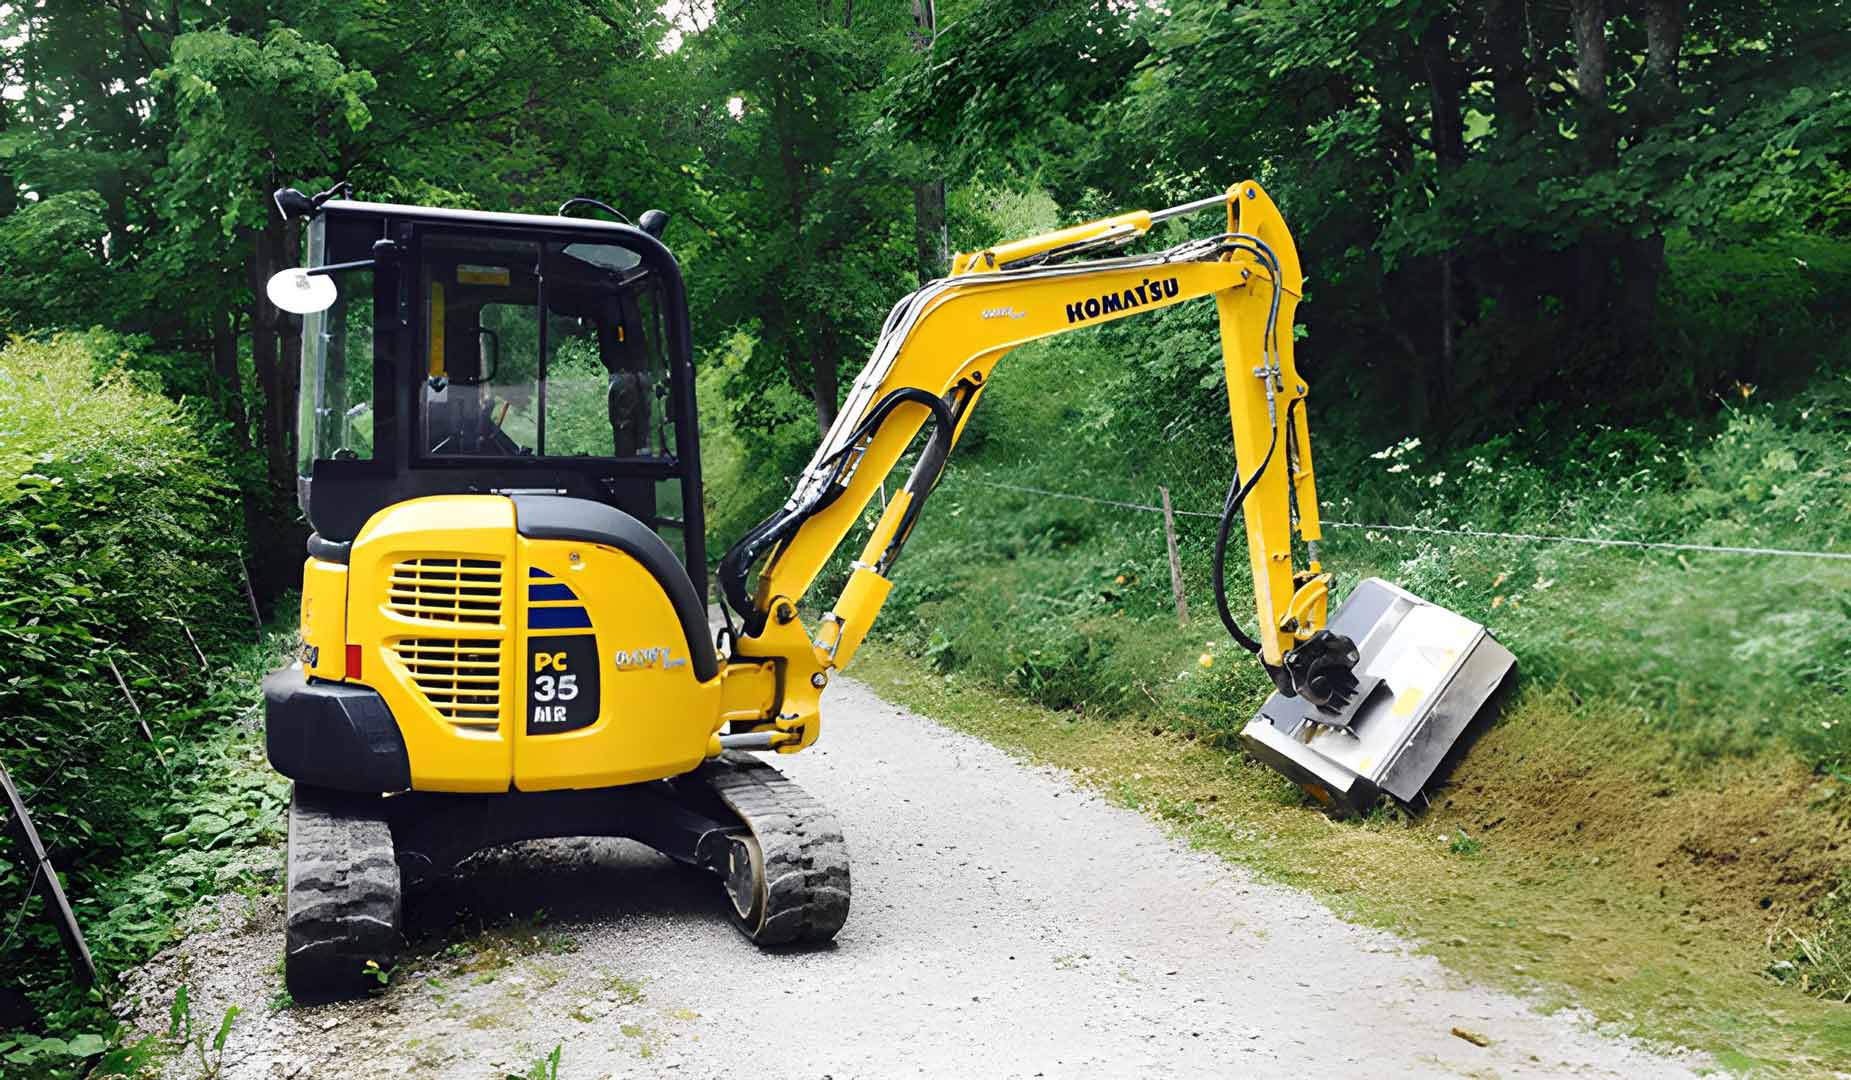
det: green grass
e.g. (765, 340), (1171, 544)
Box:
(866, 334), (1849, 769)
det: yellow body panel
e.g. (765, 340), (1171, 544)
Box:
(326, 494), (722, 793)
(511, 535), (720, 791)
(300, 557), (349, 680)
(346, 496), (518, 792)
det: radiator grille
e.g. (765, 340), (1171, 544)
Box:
(393, 638), (502, 727)
(386, 557), (503, 624)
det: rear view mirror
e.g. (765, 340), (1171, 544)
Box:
(266, 267), (337, 315)
(266, 240), (400, 315)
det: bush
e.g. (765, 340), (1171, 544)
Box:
(0, 333), (249, 1023)
(697, 332), (823, 558)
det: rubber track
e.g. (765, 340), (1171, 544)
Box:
(702, 752), (850, 945)
(284, 785), (401, 1001)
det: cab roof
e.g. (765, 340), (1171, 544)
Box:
(318, 198), (657, 244)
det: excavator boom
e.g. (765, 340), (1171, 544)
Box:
(716, 182), (1360, 753)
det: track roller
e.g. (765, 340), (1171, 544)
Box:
(695, 752), (850, 946)
(284, 785), (401, 1001)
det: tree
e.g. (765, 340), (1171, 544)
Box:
(154, 27), (377, 495)
(905, 0), (1851, 441)
(687, 0), (917, 435)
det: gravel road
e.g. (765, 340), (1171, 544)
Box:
(123, 677), (1704, 1079)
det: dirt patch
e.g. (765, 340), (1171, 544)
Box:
(1446, 690), (1848, 922)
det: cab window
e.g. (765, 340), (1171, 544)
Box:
(297, 217), (376, 473)
(417, 231), (673, 460)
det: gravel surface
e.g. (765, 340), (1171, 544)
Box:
(123, 677), (1705, 1078)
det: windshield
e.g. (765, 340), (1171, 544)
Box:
(297, 216), (376, 474)
(418, 231), (674, 460)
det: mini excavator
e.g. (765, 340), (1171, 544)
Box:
(263, 181), (1512, 999)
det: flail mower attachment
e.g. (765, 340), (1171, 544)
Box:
(1239, 578), (1516, 818)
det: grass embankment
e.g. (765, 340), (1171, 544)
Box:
(0, 334), (291, 1077)
(832, 332), (1850, 1074)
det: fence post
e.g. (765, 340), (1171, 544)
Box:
(1159, 486), (1188, 625)
(179, 621), (209, 671)
(106, 656), (167, 769)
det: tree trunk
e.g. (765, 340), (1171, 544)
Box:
(1418, 16), (1466, 171)
(1616, 0), (1689, 354)
(278, 214), (302, 470)
(1569, 0), (1610, 163)
(909, 1), (948, 283)
(913, 179), (948, 282)
(212, 304), (248, 445)
(810, 343), (839, 434)
(1482, 0), (1534, 139)
(1568, 0), (1613, 322)
(0, 105), (14, 219)
(246, 218), (296, 495)
(1418, 13), (1465, 433)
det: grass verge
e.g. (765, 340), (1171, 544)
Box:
(854, 644), (1851, 1077)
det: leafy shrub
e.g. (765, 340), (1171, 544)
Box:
(0, 333), (251, 1032)
(697, 333), (822, 556)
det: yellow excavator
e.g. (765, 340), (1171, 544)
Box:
(263, 181), (1511, 999)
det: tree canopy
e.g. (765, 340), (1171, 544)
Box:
(0, 0), (1844, 565)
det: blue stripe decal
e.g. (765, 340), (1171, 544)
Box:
(529, 567), (554, 578)
(528, 606), (593, 630)
(528, 583), (577, 602)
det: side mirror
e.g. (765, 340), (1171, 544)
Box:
(273, 187), (316, 220)
(266, 267), (337, 315)
(638, 209), (670, 239)
(264, 240), (399, 315)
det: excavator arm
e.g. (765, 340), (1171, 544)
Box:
(714, 182), (1360, 753)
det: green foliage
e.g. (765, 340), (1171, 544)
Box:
(684, 0), (920, 431)
(696, 333), (824, 554)
(0, 333), (285, 1065)
(154, 27), (377, 240)
(510, 1044), (564, 1080)
(1448, 829), (1484, 858)
(166, 984), (241, 1080)
(0, 193), (114, 332)
(1769, 874), (1851, 1003)
(908, 0), (1851, 440)
(0, 1030), (112, 1075)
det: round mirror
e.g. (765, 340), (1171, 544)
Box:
(266, 267), (338, 315)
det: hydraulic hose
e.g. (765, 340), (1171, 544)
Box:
(718, 387), (955, 635)
(1210, 398), (1299, 658)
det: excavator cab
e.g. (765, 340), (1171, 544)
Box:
(293, 198), (706, 574)
(268, 195), (842, 1001)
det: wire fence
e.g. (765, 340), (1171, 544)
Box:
(957, 476), (1851, 563)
